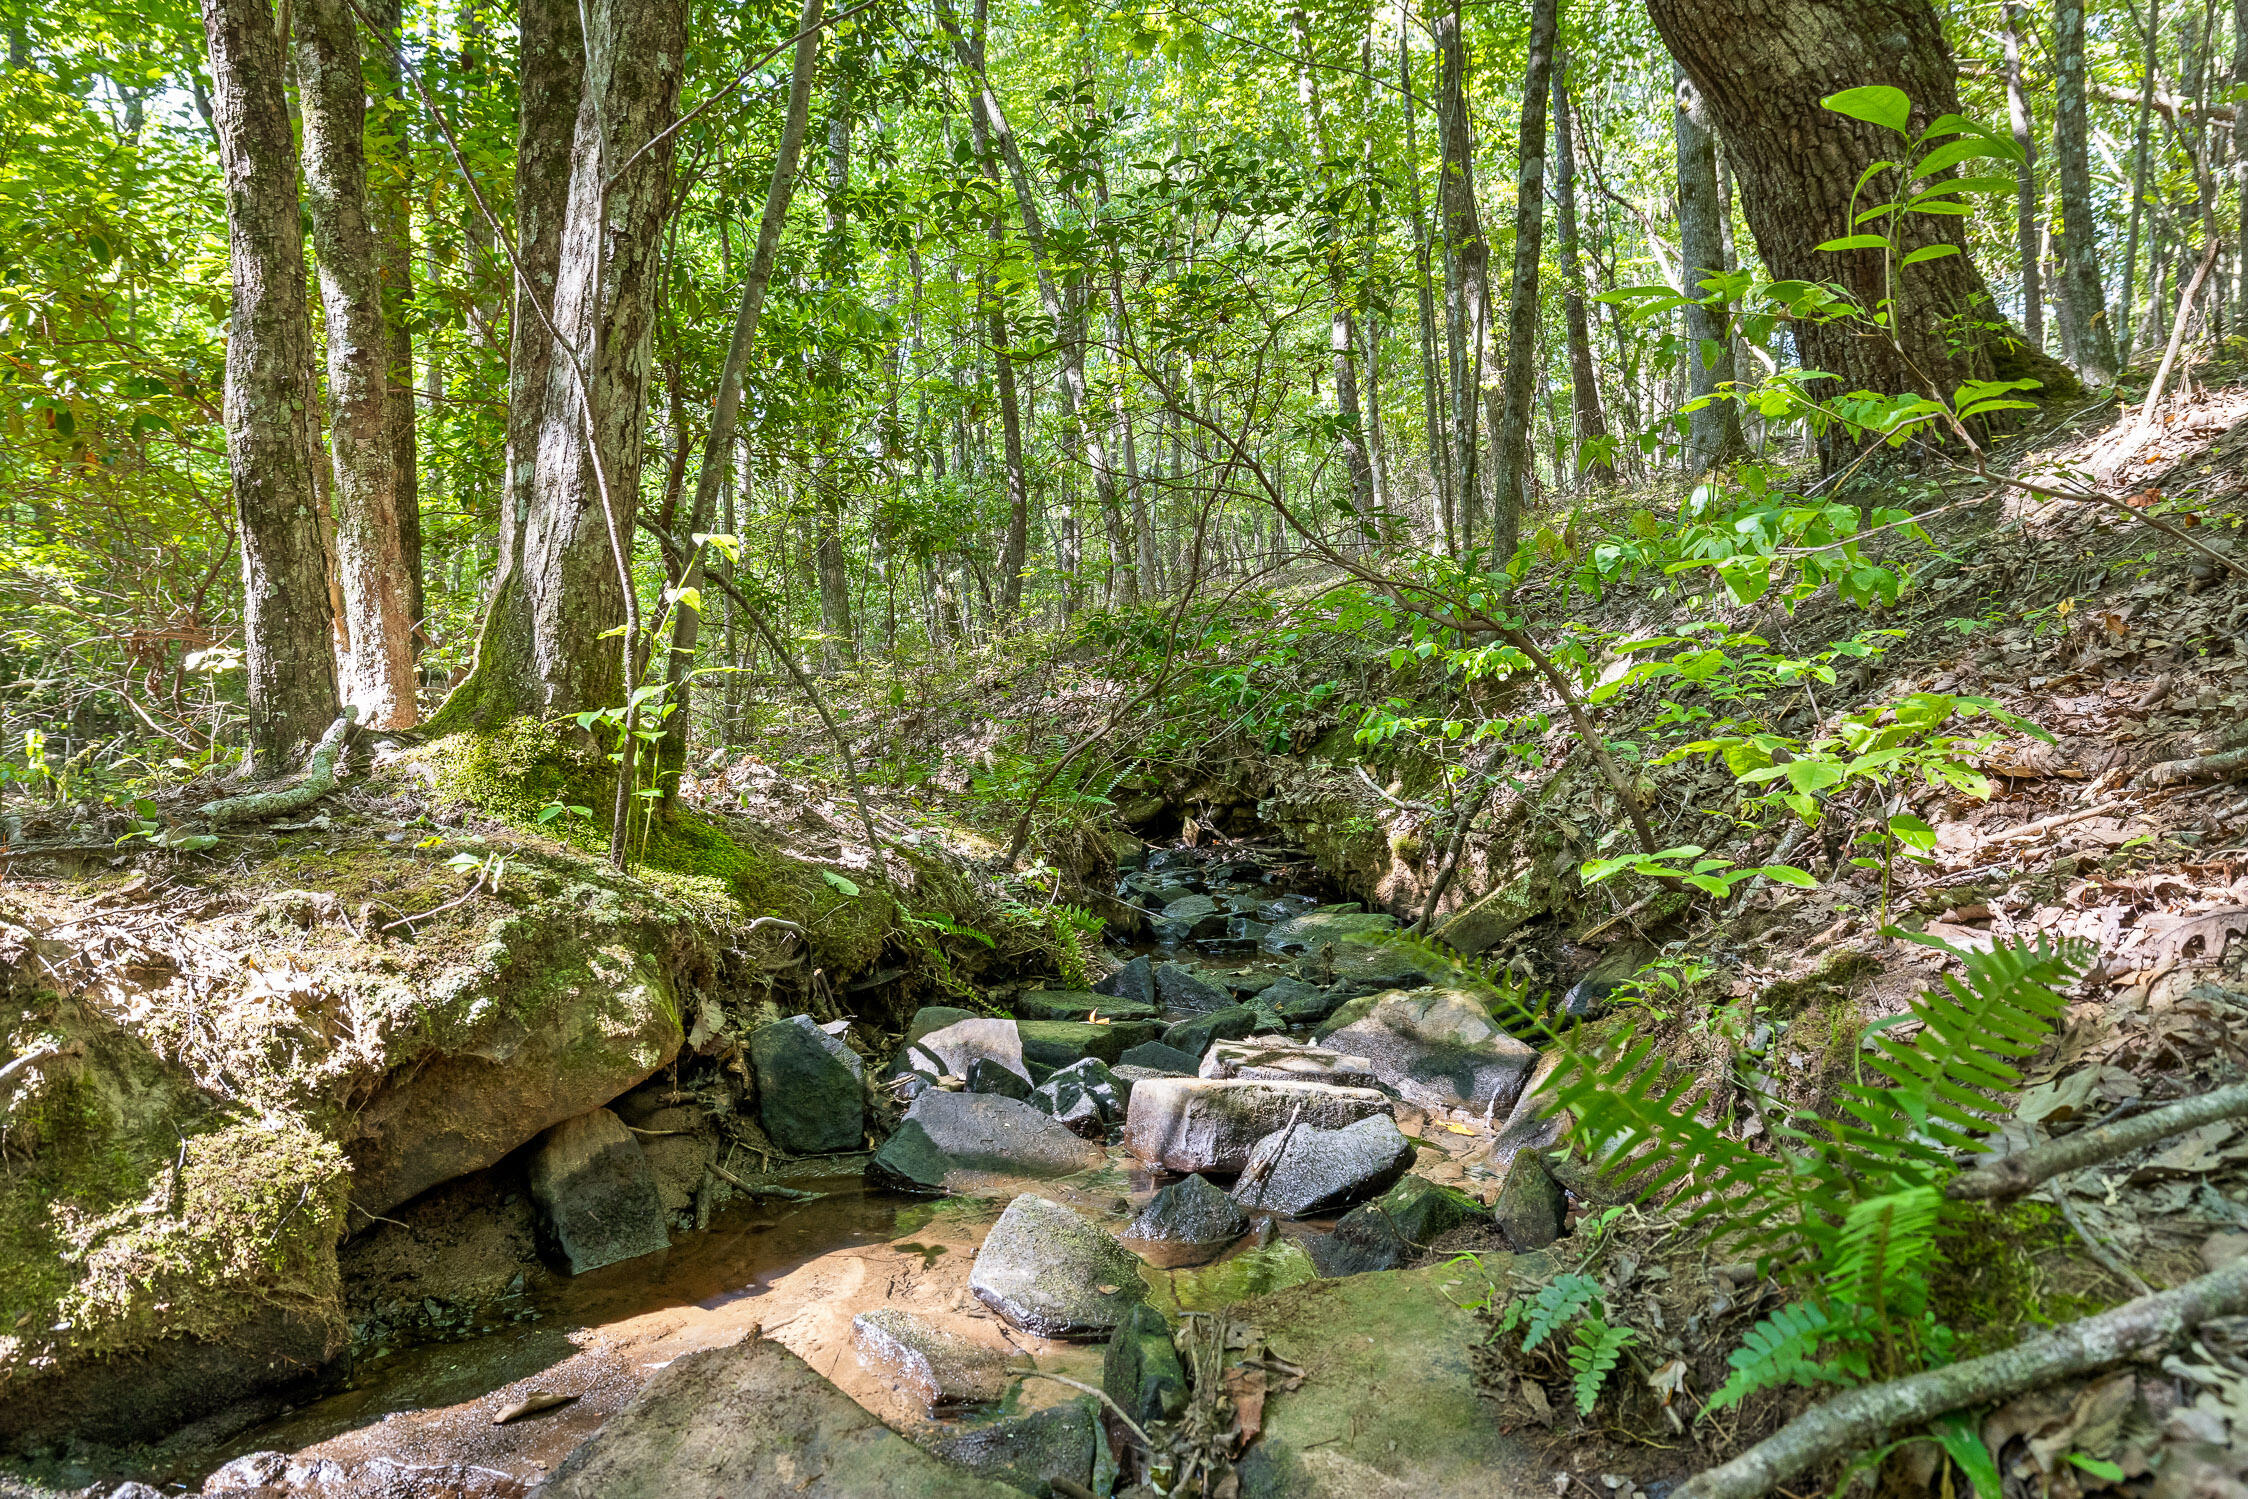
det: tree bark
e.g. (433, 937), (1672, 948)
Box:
(1434, 0), (1494, 549)
(293, 0), (416, 729)
(1671, 62), (1746, 471)
(362, 0), (420, 650)
(991, 246), (1032, 615)
(2003, 0), (2043, 348)
(815, 78), (857, 668)
(1647, 0), (2078, 419)
(1488, 0), (1557, 555)
(1292, 8), (1376, 530)
(1551, 51), (1611, 485)
(1399, 0), (1454, 547)
(2053, 0), (2121, 381)
(2122, 0), (2162, 363)
(198, 0), (341, 769)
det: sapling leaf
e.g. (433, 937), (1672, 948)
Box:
(1823, 85), (1912, 133)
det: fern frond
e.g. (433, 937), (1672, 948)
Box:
(1547, 1034), (1788, 1225)
(1826, 1184), (1943, 1322)
(1567, 1316), (1638, 1415)
(1706, 1301), (1855, 1412)
(1520, 1273), (1601, 1352)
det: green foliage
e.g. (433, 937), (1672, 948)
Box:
(1566, 1316), (1639, 1415)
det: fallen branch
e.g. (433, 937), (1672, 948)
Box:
(1947, 1079), (2248, 1201)
(2140, 745), (2248, 789)
(706, 1160), (825, 1201)
(195, 708), (359, 825)
(1983, 798), (2128, 842)
(1966, 461), (2248, 587)
(1675, 1255), (2248, 1499)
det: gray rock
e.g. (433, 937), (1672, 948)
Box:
(751, 1017), (865, 1156)
(1223, 970), (1280, 996)
(1112, 1064), (1184, 1088)
(108, 1485), (167, 1499)
(1308, 1175), (1482, 1276)
(541, 1335), (1023, 1498)
(528, 1108), (671, 1273)
(1492, 1149), (1566, 1250)
(1016, 1018), (1164, 1069)
(1153, 961), (1233, 1013)
(1231, 1115), (1415, 1218)
(1160, 1004), (1260, 1059)
(1316, 989), (1537, 1114)
(1103, 1302), (1188, 1428)
(852, 1308), (1011, 1410)
(1032, 1057), (1126, 1138)
(967, 1057), (1036, 1103)
(1162, 893), (1221, 922)
(1199, 1037), (1383, 1090)
(910, 1017), (1031, 1084)
(1559, 944), (1654, 1022)
(929, 1399), (1097, 1499)
(1094, 954), (1157, 1004)
(868, 1091), (1105, 1191)
(204, 1453), (288, 1489)
(907, 1006), (978, 1044)
(1125, 1172), (1248, 1253)
(1119, 1041), (1202, 1075)
(968, 1194), (1147, 1338)
(1013, 988), (1158, 1023)
(1123, 1078), (1394, 1174)
(1261, 907), (1398, 955)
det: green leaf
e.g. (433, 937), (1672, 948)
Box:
(1887, 813), (1938, 852)
(1931, 1412), (2004, 1499)
(2066, 1455), (2126, 1482)
(1914, 136), (2017, 175)
(1760, 864), (1818, 888)
(1899, 244), (1960, 267)
(1567, 1317), (1638, 1415)
(1822, 85), (1912, 133)
(821, 870), (861, 896)
(1816, 233), (1895, 253)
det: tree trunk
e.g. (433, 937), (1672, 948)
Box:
(815, 81), (857, 668)
(2004, 0), (2043, 349)
(991, 255), (1031, 615)
(1551, 51), (1610, 485)
(1291, 8), (1375, 527)
(293, 0), (415, 729)
(1399, 0), (1453, 547)
(2122, 0), (2162, 363)
(1670, 62), (1746, 471)
(363, 0), (420, 652)
(2054, 0), (2122, 381)
(1647, 0), (2078, 418)
(198, 0), (341, 769)
(1488, 0), (1557, 556)
(1434, 0), (1491, 548)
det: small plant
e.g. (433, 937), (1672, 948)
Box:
(1490, 1271), (1642, 1416)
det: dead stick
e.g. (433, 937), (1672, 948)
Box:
(1947, 1080), (2248, 1200)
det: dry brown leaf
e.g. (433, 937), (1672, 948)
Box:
(492, 1390), (577, 1425)
(2141, 907), (2248, 965)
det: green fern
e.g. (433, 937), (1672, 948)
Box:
(1706, 1301), (1856, 1411)
(1512, 1272), (1601, 1352)
(1567, 1316), (1639, 1414)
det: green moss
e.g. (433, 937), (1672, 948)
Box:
(1760, 948), (1883, 1018)
(1144, 1241), (1319, 1315)
(422, 719), (608, 828)
(1929, 1200), (2104, 1358)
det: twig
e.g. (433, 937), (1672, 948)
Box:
(0, 1043), (61, 1090)
(1982, 798), (2129, 841)
(1015, 1370), (1154, 1450)
(380, 861), (496, 932)
(1947, 1079), (2248, 1200)
(1579, 890), (1664, 943)
(1674, 1255), (2248, 1499)
(195, 708), (358, 824)
(707, 1160), (825, 1201)
(2053, 1183), (2154, 1297)
(1969, 458), (2248, 586)
(2141, 745), (2248, 789)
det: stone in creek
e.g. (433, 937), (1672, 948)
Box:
(929, 1397), (1099, 1498)
(540, 1335), (1023, 1499)
(851, 1308), (1011, 1411)
(1261, 978), (1347, 1025)
(1160, 1004), (1264, 1060)
(1199, 1037), (1382, 1091)
(527, 1108), (671, 1274)
(966, 1057), (1035, 1103)
(1125, 1171), (1248, 1257)
(1153, 961), (1233, 1013)
(1015, 1018), (1164, 1069)
(1307, 1175), (1484, 1277)
(1119, 1041), (1202, 1076)
(1122, 1077), (1394, 1175)
(1230, 1114), (1415, 1218)
(1316, 988), (1537, 1115)
(1260, 906), (1399, 955)
(868, 1091), (1105, 1192)
(1012, 988), (1158, 1023)
(1103, 1302), (1189, 1427)
(1094, 954), (1158, 1004)
(968, 1194), (1148, 1338)
(1032, 1057), (1126, 1138)
(750, 1016), (865, 1155)
(907, 1017), (1030, 1084)
(906, 1005), (978, 1044)
(1491, 1148), (1566, 1251)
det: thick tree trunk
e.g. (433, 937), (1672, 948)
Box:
(2121, 0), (2162, 363)
(363, 0), (420, 650)
(198, 0), (341, 769)
(815, 83), (857, 668)
(2004, 0), (2043, 348)
(1434, 0), (1492, 549)
(293, 0), (415, 729)
(991, 253), (1031, 615)
(1488, 0), (1557, 556)
(1399, 0), (1453, 547)
(1647, 0), (2078, 417)
(2054, 0), (2121, 380)
(1551, 53), (1611, 484)
(1671, 62), (1747, 471)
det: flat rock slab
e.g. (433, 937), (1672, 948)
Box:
(1231, 1114), (1414, 1218)
(1237, 1262), (1544, 1499)
(527, 1108), (671, 1274)
(1160, 1004), (1261, 1059)
(1122, 1078), (1393, 1175)
(1317, 988), (1537, 1115)
(868, 1091), (1105, 1192)
(967, 1194), (1147, 1338)
(852, 1308), (1012, 1411)
(1260, 908), (1398, 955)
(538, 1335), (1029, 1499)
(928, 1398), (1098, 1498)
(1153, 962), (1232, 1013)
(1199, 1038), (1381, 1090)
(1016, 1019), (1163, 1069)
(910, 1018), (1031, 1084)
(1011, 989), (1159, 1023)
(1118, 1041), (1201, 1075)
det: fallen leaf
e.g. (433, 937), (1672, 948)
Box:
(2137, 1122), (2240, 1178)
(1646, 1358), (1688, 1407)
(493, 1390), (578, 1425)
(1519, 1380), (1554, 1424)
(1442, 1121), (1478, 1136)
(2142, 908), (2248, 965)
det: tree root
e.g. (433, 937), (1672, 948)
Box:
(2139, 744), (2248, 788)
(195, 708), (360, 825)
(1947, 1080), (2248, 1201)
(1676, 1255), (2248, 1499)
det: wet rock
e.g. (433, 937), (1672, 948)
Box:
(1032, 1057), (1126, 1137)
(1162, 893), (1222, 923)
(1118, 1041), (1202, 1075)
(1160, 1004), (1260, 1059)
(1486, 1053), (1568, 1173)
(1230, 1114), (1414, 1218)
(1316, 989), (1536, 1114)
(1124, 1171), (1248, 1256)
(1431, 871), (1540, 956)
(1016, 1018), (1163, 1069)
(907, 1005), (979, 1044)
(1261, 906), (1398, 955)
(205, 1452), (288, 1489)
(1013, 988), (1158, 1023)
(1153, 961), (1232, 1013)
(869, 1091), (1106, 1191)
(1294, 942), (1441, 995)
(541, 1335), (1022, 1498)
(750, 1016), (865, 1156)
(1103, 1303), (1188, 1427)
(527, 1108), (671, 1273)
(1255, 975), (1326, 1014)
(909, 1017), (1030, 1084)
(1095, 954), (1158, 1004)
(1199, 1037), (1381, 1090)
(852, 1308), (1011, 1410)
(1307, 1176), (1482, 1276)
(1559, 944), (1654, 1022)
(1123, 1078), (1394, 1174)
(641, 1130), (715, 1215)
(967, 1057), (1036, 1103)
(929, 1398), (1098, 1499)
(1492, 1149), (1566, 1250)
(109, 1484), (167, 1499)
(968, 1194), (1148, 1338)
(1223, 970), (1280, 997)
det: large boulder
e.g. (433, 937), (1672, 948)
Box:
(1012, 989), (1158, 1023)
(1152, 962), (1232, 1013)
(929, 1399), (1099, 1499)
(750, 1016), (865, 1156)
(1103, 1302), (1188, 1427)
(1159, 1004), (1261, 1059)
(1230, 1115), (1415, 1218)
(1261, 906), (1397, 955)
(852, 1308), (1011, 1410)
(1307, 1176), (1483, 1277)
(1199, 1037), (1381, 1090)
(1015, 1019), (1163, 1069)
(527, 1108), (671, 1273)
(540, 1335), (1026, 1498)
(908, 1017), (1030, 1085)
(868, 1091), (1105, 1191)
(968, 1195), (1148, 1338)
(1122, 1078), (1393, 1174)
(1123, 1172), (1247, 1261)
(1316, 989), (1536, 1114)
